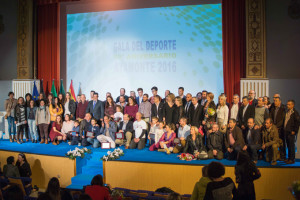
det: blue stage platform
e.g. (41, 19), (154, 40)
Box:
(0, 139), (299, 189)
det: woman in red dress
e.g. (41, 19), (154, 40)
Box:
(49, 115), (65, 145)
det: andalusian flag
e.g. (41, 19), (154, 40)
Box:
(51, 79), (58, 98)
(68, 80), (76, 101)
(32, 81), (39, 101)
(59, 79), (66, 96)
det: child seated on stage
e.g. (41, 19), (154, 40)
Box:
(149, 123), (176, 154)
(70, 120), (80, 146)
(114, 105), (123, 126)
(86, 118), (101, 148)
(148, 117), (159, 144)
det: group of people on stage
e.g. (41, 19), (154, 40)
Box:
(4, 86), (300, 165)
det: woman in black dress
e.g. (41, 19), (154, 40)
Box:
(16, 153), (32, 177)
(235, 151), (261, 200)
(163, 93), (176, 124)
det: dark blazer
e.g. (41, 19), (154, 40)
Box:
(66, 99), (77, 117)
(151, 102), (164, 122)
(188, 104), (204, 127)
(269, 104), (286, 129)
(182, 97), (187, 107)
(245, 127), (262, 145)
(86, 100), (104, 121)
(118, 121), (134, 133)
(225, 126), (245, 149)
(284, 109), (300, 133)
(207, 131), (224, 151)
(14, 104), (27, 123)
(163, 103), (176, 124)
(79, 119), (91, 137)
(136, 96), (142, 106)
(116, 95), (129, 103)
(183, 134), (205, 154)
(249, 98), (258, 107)
(237, 104), (255, 128)
(184, 101), (192, 118)
(173, 105), (185, 125)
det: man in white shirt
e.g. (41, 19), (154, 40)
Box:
(130, 112), (147, 150)
(138, 94), (152, 122)
(230, 94), (240, 121)
(173, 117), (190, 153)
(136, 88), (143, 106)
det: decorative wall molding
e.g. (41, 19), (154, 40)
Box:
(240, 78), (269, 98)
(246, 0), (266, 78)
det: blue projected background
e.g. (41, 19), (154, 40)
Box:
(67, 4), (223, 100)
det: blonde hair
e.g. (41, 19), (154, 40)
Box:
(207, 92), (214, 101)
(175, 97), (183, 106)
(167, 93), (176, 103)
(191, 126), (199, 135)
(218, 95), (226, 106)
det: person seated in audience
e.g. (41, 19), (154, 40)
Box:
(3, 156), (20, 177)
(248, 90), (258, 106)
(148, 116), (159, 145)
(237, 96), (255, 136)
(79, 113), (92, 147)
(71, 120), (81, 145)
(283, 100), (300, 164)
(14, 97), (27, 144)
(3, 185), (24, 200)
(204, 162), (236, 200)
(207, 123), (224, 160)
(254, 97), (269, 129)
(183, 126), (207, 159)
(61, 114), (75, 145)
(116, 95), (127, 108)
(36, 99), (51, 144)
(173, 117), (190, 154)
(116, 88), (129, 103)
(97, 116), (117, 149)
(27, 99), (38, 143)
(149, 86), (159, 104)
(86, 118), (101, 148)
(49, 115), (65, 145)
(262, 118), (280, 165)
(242, 118), (262, 163)
(149, 123), (176, 154)
(16, 153), (31, 177)
(130, 112), (147, 149)
(104, 96), (116, 119)
(85, 174), (110, 200)
(114, 105), (123, 126)
(45, 177), (72, 200)
(225, 119), (245, 160)
(76, 94), (89, 121)
(191, 166), (211, 200)
(188, 97), (204, 128)
(229, 94), (241, 122)
(167, 192), (182, 200)
(115, 114), (134, 149)
(124, 97), (139, 121)
(269, 97), (286, 161)
(151, 95), (164, 122)
(235, 151), (261, 200)
(49, 97), (63, 124)
(263, 96), (271, 109)
(138, 94), (152, 122)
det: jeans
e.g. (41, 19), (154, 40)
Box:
(87, 137), (100, 148)
(7, 116), (16, 136)
(28, 119), (38, 141)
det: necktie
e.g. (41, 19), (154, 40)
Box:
(93, 101), (96, 109)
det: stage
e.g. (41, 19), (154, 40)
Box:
(0, 140), (300, 199)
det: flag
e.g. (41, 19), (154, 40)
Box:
(68, 80), (76, 101)
(45, 81), (49, 97)
(51, 79), (58, 98)
(59, 79), (66, 96)
(40, 79), (45, 96)
(77, 82), (82, 96)
(32, 81), (39, 101)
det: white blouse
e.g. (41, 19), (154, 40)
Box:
(216, 105), (229, 126)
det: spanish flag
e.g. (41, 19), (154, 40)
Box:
(68, 80), (76, 101)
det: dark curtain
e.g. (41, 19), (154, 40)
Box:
(222, 0), (246, 103)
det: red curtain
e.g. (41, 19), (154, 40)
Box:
(222, 0), (246, 103)
(37, 3), (60, 91)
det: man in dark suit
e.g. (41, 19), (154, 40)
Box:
(248, 90), (258, 106)
(116, 88), (129, 103)
(178, 87), (187, 107)
(185, 93), (192, 118)
(269, 97), (286, 160)
(151, 95), (164, 122)
(115, 114), (134, 149)
(86, 92), (104, 124)
(225, 119), (246, 160)
(136, 88), (143, 106)
(284, 100), (300, 164)
(237, 96), (255, 135)
(242, 118), (262, 163)
(188, 97), (204, 128)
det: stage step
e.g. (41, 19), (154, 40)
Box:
(81, 165), (103, 175)
(66, 184), (85, 190)
(71, 174), (96, 186)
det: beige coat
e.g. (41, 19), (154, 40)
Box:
(4, 98), (17, 117)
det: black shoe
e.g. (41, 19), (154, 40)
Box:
(285, 160), (295, 164)
(278, 158), (287, 162)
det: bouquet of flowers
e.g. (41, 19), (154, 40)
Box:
(65, 147), (91, 160)
(178, 153), (195, 161)
(289, 181), (300, 199)
(207, 108), (216, 117)
(101, 148), (125, 161)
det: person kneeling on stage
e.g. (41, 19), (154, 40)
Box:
(70, 120), (80, 145)
(149, 123), (176, 154)
(130, 112), (147, 150)
(97, 116), (117, 149)
(183, 126), (208, 159)
(225, 119), (245, 160)
(115, 114), (133, 149)
(173, 117), (190, 154)
(49, 115), (66, 145)
(78, 113), (92, 146)
(207, 123), (224, 160)
(86, 118), (101, 148)
(262, 118), (281, 166)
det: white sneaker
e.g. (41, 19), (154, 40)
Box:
(78, 143), (81, 146)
